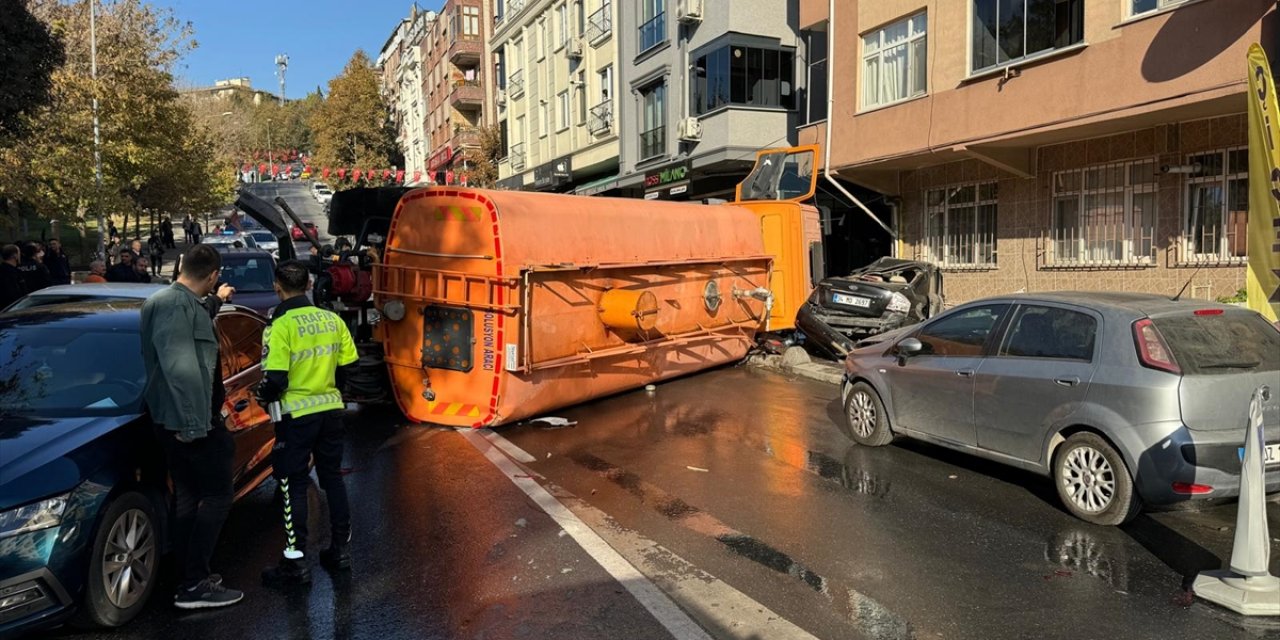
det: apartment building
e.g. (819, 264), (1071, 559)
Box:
(492, 0), (621, 193)
(418, 0), (497, 185)
(612, 0), (803, 200)
(378, 6), (434, 176)
(799, 0), (1275, 304)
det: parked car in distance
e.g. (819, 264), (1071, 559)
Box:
(839, 292), (1280, 526)
(310, 182), (330, 200)
(2, 283), (162, 313)
(202, 232), (258, 251)
(316, 189), (333, 207)
(291, 222), (318, 242)
(0, 300), (274, 636)
(798, 258), (943, 358)
(246, 230), (279, 254)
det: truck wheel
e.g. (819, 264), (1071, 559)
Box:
(1053, 433), (1141, 526)
(842, 382), (893, 446)
(76, 492), (160, 627)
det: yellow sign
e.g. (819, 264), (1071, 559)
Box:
(1245, 44), (1280, 321)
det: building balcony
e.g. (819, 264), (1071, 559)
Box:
(510, 142), (527, 172)
(587, 99), (613, 136)
(451, 124), (482, 150)
(586, 2), (612, 44)
(448, 36), (482, 66)
(448, 79), (485, 109)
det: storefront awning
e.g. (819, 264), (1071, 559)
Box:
(574, 173), (620, 196)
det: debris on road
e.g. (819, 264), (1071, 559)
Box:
(687, 466), (710, 473)
(515, 518), (528, 528)
(530, 416), (578, 429)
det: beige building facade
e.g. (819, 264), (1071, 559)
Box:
(798, 0), (1274, 304)
(492, 0), (620, 192)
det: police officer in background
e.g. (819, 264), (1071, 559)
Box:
(256, 260), (358, 586)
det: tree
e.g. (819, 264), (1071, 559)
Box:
(0, 0), (64, 139)
(471, 124), (503, 188)
(310, 50), (401, 189)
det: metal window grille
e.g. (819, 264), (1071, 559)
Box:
(1182, 147), (1248, 265)
(921, 181), (998, 267)
(1048, 159), (1158, 267)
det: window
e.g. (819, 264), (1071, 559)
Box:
(464, 6), (480, 36)
(575, 0), (585, 35)
(692, 45), (795, 115)
(1051, 159), (1157, 265)
(576, 70), (588, 123)
(916, 305), (1008, 357)
(496, 49), (507, 89)
(861, 14), (926, 110)
(538, 18), (547, 59)
(802, 24), (828, 124)
(971, 0), (1084, 73)
(999, 306), (1096, 361)
(558, 90), (571, 130)
(639, 82), (666, 160)
(1130, 0), (1192, 18)
(588, 1), (613, 42)
(539, 102), (549, 137)
(1184, 148), (1248, 262)
(590, 66), (614, 135)
(556, 4), (569, 49)
(639, 0), (665, 54)
(923, 182), (998, 267)
(217, 313), (264, 377)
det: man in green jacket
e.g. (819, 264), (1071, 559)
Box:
(140, 244), (243, 609)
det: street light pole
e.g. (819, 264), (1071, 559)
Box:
(267, 119), (273, 183)
(90, 0), (106, 258)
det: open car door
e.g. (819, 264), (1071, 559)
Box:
(735, 145), (820, 204)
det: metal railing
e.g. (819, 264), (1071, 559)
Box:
(1043, 224), (1156, 268)
(509, 69), (525, 98)
(639, 126), (665, 160)
(587, 2), (613, 43)
(638, 12), (665, 54)
(510, 142), (527, 171)
(587, 99), (613, 135)
(1178, 209), (1248, 265)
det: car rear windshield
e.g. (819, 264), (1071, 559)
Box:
(1152, 311), (1280, 375)
(220, 257), (275, 292)
(0, 327), (145, 416)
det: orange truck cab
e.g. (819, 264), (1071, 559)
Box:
(374, 146), (823, 427)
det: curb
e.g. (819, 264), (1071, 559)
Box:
(746, 348), (844, 386)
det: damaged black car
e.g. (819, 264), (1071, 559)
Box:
(796, 258), (943, 358)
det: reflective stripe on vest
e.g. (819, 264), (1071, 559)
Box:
(282, 391), (343, 415)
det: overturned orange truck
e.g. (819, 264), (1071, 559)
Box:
(373, 146), (824, 427)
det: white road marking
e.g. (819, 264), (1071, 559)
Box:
(478, 428), (536, 463)
(459, 429), (713, 640)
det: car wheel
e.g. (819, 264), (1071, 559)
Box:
(77, 492), (160, 627)
(1053, 433), (1140, 526)
(841, 382), (893, 447)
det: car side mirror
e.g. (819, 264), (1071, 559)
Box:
(896, 337), (923, 363)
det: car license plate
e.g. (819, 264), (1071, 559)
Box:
(833, 293), (870, 308)
(1240, 443), (1280, 466)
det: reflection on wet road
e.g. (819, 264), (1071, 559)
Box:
(501, 366), (1280, 640)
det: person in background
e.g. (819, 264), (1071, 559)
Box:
(161, 216), (176, 249)
(44, 239), (71, 285)
(140, 245), (242, 609)
(0, 244), (27, 308)
(148, 233), (165, 275)
(131, 238), (144, 259)
(107, 219), (118, 241)
(84, 260), (108, 283)
(106, 249), (138, 282)
(134, 257), (153, 284)
(17, 242), (51, 293)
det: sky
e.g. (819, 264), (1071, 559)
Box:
(162, 1), (442, 99)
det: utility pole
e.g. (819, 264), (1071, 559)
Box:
(90, 0), (105, 258)
(275, 54), (289, 106)
(267, 119), (274, 182)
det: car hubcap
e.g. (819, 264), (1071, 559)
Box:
(847, 391), (877, 438)
(102, 509), (156, 609)
(1062, 446), (1116, 513)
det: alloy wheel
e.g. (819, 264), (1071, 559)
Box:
(847, 390), (877, 438)
(1061, 446), (1116, 514)
(101, 509), (157, 610)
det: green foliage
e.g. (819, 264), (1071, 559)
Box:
(309, 50), (400, 190)
(1216, 288), (1247, 304)
(0, 0), (65, 139)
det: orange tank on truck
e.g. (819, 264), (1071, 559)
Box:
(373, 145), (825, 427)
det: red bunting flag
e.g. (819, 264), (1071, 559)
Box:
(411, 170), (422, 183)
(382, 169), (392, 181)
(395, 169), (405, 183)
(322, 167), (331, 179)
(445, 170), (455, 185)
(258, 163), (268, 175)
(352, 169), (363, 182)
(460, 174), (468, 187)
(337, 168), (347, 180)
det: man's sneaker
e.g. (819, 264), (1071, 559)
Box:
(174, 578), (244, 610)
(320, 545), (351, 571)
(262, 557), (311, 587)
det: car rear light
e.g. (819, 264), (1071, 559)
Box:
(1133, 318), (1181, 374)
(1193, 309), (1223, 316)
(1171, 482), (1214, 495)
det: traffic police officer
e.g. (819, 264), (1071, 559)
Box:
(256, 260), (358, 586)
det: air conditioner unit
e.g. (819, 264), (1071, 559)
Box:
(497, 89), (508, 105)
(567, 38), (584, 59)
(678, 116), (702, 141)
(677, 0), (704, 24)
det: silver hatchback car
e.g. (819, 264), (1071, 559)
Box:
(839, 292), (1280, 525)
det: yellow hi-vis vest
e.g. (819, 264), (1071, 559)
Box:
(262, 305), (358, 418)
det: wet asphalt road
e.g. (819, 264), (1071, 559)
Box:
(53, 367), (1280, 640)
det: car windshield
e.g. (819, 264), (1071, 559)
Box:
(220, 257), (275, 292)
(0, 325), (145, 417)
(1153, 311), (1280, 375)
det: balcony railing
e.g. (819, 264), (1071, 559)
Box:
(638, 12), (665, 54)
(448, 36), (482, 65)
(587, 2), (612, 44)
(452, 125), (482, 149)
(448, 79), (484, 108)
(587, 99), (613, 136)
(509, 70), (525, 98)
(639, 126), (665, 161)
(510, 142), (527, 171)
